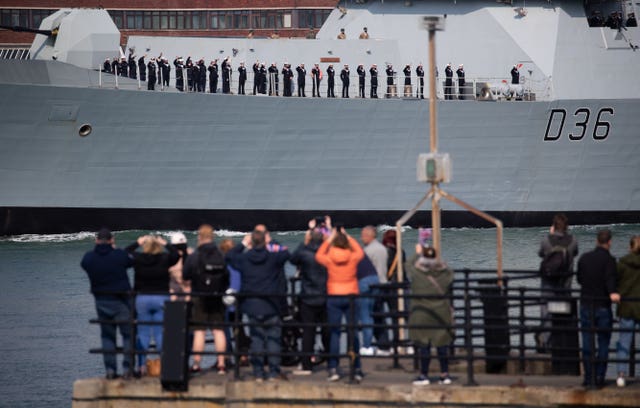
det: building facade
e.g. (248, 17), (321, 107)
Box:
(0, 1), (338, 47)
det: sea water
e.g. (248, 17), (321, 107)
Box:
(0, 224), (638, 407)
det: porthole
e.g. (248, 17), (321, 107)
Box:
(78, 124), (92, 137)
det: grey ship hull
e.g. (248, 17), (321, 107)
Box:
(1, 80), (638, 234)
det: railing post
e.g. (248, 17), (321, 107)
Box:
(589, 301), (596, 387)
(348, 294), (356, 383)
(518, 286), (526, 373)
(128, 291), (137, 378)
(98, 66), (102, 88)
(630, 323), (637, 378)
(463, 269), (477, 386)
(233, 299), (241, 380)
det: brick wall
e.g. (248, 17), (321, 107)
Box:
(0, 1), (337, 9)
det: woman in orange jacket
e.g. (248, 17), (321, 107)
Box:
(315, 226), (365, 382)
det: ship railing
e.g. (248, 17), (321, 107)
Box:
(97, 66), (553, 100)
(88, 269), (638, 389)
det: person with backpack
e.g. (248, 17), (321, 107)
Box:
(536, 213), (579, 353)
(183, 224), (229, 374)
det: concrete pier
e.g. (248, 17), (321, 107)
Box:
(73, 358), (640, 407)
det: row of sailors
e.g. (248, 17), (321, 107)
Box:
(103, 55), (523, 98)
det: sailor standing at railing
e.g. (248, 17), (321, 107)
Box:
(296, 63), (306, 97)
(370, 64), (378, 98)
(238, 61), (247, 95)
(456, 64), (465, 100)
(340, 64), (350, 98)
(386, 64), (396, 98)
(326, 64), (336, 98)
(357, 64), (366, 98)
(208, 59), (218, 93)
(511, 64), (520, 84)
(174, 57), (184, 92)
(138, 55), (146, 82)
(403, 64), (412, 97)
(222, 57), (232, 94)
(312, 63), (322, 98)
(444, 63), (453, 100)
(268, 62), (279, 96)
(282, 63), (293, 97)
(416, 63), (425, 99)
(147, 58), (156, 91)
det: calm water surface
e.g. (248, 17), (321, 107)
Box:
(0, 224), (638, 407)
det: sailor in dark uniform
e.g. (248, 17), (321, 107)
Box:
(259, 63), (267, 94)
(282, 64), (293, 97)
(385, 64), (396, 98)
(156, 56), (163, 85)
(444, 63), (453, 100)
(510, 64), (520, 84)
(111, 58), (118, 75)
(198, 59), (207, 93)
(128, 53), (136, 79)
(252, 61), (260, 95)
(326, 64), (335, 98)
(311, 63), (322, 97)
(161, 57), (170, 88)
(456, 64), (465, 100)
(208, 59), (218, 93)
(369, 64), (378, 98)
(138, 55), (146, 81)
(340, 64), (350, 98)
(357, 64), (366, 98)
(147, 58), (156, 91)
(103, 58), (111, 74)
(221, 57), (231, 94)
(403, 64), (412, 97)
(185, 57), (194, 92)
(119, 57), (128, 78)
(416, 63), (424, 99)
(174, 57), (184, 92)
(238, 61), (247, 95)
(296, 63), (306, 97)
(268, 62), (279, 96)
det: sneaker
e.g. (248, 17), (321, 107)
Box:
(217, 367), (227, 375)
(354, 370), (364, 382)
(105, 371), (119, 380)
(293, 369), (313, 376)
(439, 375), (452, 385)
(405, 346), (415, 355)
(375, 348), (392, 357)
(189, 364), (201, 374)
(412, 374), (430, 386)
(617, 376), (626, 388)
(359, 347), (375, 356)
(327, 369), (340, 382)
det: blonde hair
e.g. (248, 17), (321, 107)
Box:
(142, 237), (164, 255)
(630, 235), (640, 254)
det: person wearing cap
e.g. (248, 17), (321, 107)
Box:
(416, 63), (425, 99)
(174, 57), (184, 92)
(119, 57), (128, 78)
(103, 58), (111, 74)
(406, 244), (454, 386)
(282, 63), (293, 97)
(237, 61), (247, 95)
(81, 228), (134, 379)
(222, 57), (232, 94)
(252, 60), (260, 95)
(128, 52), (137, 80)
(337, 28), (346, 40)
(185, 56), (194, 91)
(385, 64), (396, 98)
(456, 64), (465, 100)
(510, 64), (520, 85)
(208, 59), (219, 93)
(369, 64), (378, 98)
(259, 62), (268, 94)
(197, 58), (207, 92)
(296, 63), (307, 97)
(359, 27), (369, 39)
(161, 56), (171, 88)
(137, 55), (146, 82)
(268, 62), (279, 96)
(326, 64), (335, 98)
(311, 63), (322, 97)
(147, 58), (156, 91)
(403, 64), (412, 97)
(168, 232), (193, 301)
(357, 64), (366, 98)
(340, 64), (350, 98)
(444, 63), (453, 100)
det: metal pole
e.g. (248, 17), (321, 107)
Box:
(427, 25), (442, 257)
(98, 65), (102, 88)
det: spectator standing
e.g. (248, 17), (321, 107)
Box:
(615, 235), (640, 387)
(577, 229), (620, 387)
(536, 213), (578, 353)
(370, 64), (379, 98)
(315, 226), (364, 382)
(168, 232), (193, 301)
(226, 229), (291, 381)
(81, 228), (134, 379)
(290, 221), (329, 374)
(416, 63), (425, 99)
(296, 63), (306, 97)
(340, 64), (350, 98)
(126, 235), (179, 373)
(456, 64), (465, 100)
(357, 64), (366, 98)
(407, 245), (453, 385)
(356, 254), (380, 356)
(183, 225), (229, 374)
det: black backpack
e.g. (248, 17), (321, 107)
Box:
(539, 234), (573, 279)
(194, 246), (229, 303)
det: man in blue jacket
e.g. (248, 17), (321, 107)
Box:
(226, 229), (290, 381)
(81, 228), (134, 379)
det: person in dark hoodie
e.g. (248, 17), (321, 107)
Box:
(289, 220), (329, 375)
(126, 234), (179, 373)
(226, 228), (290, 381)
(81, 228), (134, 379)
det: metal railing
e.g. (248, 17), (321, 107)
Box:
(88, 269), (639, 388)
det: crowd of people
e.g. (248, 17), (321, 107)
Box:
(102, 51), (525, 100)
(588, 10), (637, 28)
(80, 215), (639, 387)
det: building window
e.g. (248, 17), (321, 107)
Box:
(108, 10), (124, 29)
(32, 9), (54, 28)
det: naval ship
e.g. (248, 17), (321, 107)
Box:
(0, 1), (639, 235)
